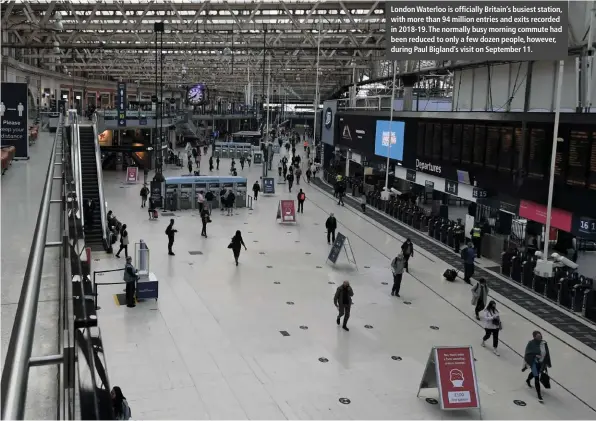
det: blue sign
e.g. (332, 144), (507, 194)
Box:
(374, 120), (405, 161)
(263, 177), (275, 194)
(136, 281), (158, 300)
(139, 115), (147, 125)
(117, 82), (127, 127)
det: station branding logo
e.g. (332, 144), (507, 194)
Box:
(416, 159), (442, 174)
(324, 107), (333, 129)
(342, 124), (352, 141)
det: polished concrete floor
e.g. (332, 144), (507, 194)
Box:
(89, 150), (596, 420)
(1, 130), (62, 419)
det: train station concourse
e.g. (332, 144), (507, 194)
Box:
(1, 1), (596, 420)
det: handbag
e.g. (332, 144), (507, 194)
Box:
(123, 235), (129, 246)
(227, 242), (234, 249)
(539, 371), (551, 389)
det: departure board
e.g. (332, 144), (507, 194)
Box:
(499, 127), (514, 172)
(566, 130), (590, 187)
(514, 127), (524, 170)
(485, 126), (499, 169)
(527, 128), (546, 179)
(424, 122), (433, 158)
(461, 124), (474, 164)
(473, 125), (486, 166)
(417, 122), (425, 157)
(451, 124), (462, 164)
(589, 133), (596, 190)
(432, 123), (442, 160)
(442, 124), (452, 161)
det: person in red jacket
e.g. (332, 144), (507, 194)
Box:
(297, 189), (306, 213)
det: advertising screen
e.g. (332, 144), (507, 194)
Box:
(374, 120), (405, 161)
(337, 114), (377, 156)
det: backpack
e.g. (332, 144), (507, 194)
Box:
(443, 269), (457, 282)
(299, 193), (305, 201)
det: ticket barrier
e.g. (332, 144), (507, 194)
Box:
(440, 222), (449, 244)
(582, 281), (596, 321)
(163, 176), (249, 210)
(532, 273), (548, 295)
(501, 251), (514, 277)
(572, 277), (592, 312)
(433, 219), (442, 241)
(511, 256), (523, 283)
(179, 183), (193, 210)
(235, 182), (247, 207)
(521, 257), (537, 288)
(557, 273), (580, 309)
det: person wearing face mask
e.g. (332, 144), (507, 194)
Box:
(523, 331), (552, 403)
(481, 300), (501, 356)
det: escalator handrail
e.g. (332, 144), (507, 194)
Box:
(92, 113), (109, 248)
(71, 113), (85, 227)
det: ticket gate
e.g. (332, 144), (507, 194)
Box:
(235, 182), (247, 207)
(179, 183), (193, 209)
(557, 272), (580, 308)
(165, 184), (178, 211)
(572, 277), (592, 312)
(511, 256), (522, 282)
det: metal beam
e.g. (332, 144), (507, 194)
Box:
(3, 43), (383, 51)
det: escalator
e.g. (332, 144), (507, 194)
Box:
(79, 126), (105, 250)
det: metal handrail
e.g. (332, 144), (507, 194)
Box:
(92, 113), (109, 249)
(70, 113), (84, 228)
(1, 115), (64, 420)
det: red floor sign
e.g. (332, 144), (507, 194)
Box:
(418, 346), (480, 412)
(278, 200), (296, 222)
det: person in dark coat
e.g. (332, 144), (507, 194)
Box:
(229, 230), (247, 266)
(461, 242), (476, 284)
(115, 224), (129, 258)
(209, 156), (214, 171)
(140, 185), (148, 208)
(201, 208), (210, 237)
(401, 238), (414, 273)
(334, 280), (354, 331)
(148, 197), (155, 220)
(165, 219), (177, 256)
(523, 331), (552, 403)
(287, 172), (294, 192)
(216, 156), (220, 170)
(325, 213), (337, 244)
(252, 181), (261, 200)
(123, 256), (138, 308)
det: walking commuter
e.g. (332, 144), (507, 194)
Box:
(297, 189), (306, 213)
(115, 224), (129, 258)
(227, 190), (236, 216)
(360, 195), (366, 213)
(337, 182), (345, 206)
(148, 197), (155, 220)
(247, 154), (251, 167)
(165, 219), (177, 256)
(326, 213), (337, 244)
(282, 164), (288, 179)
(252, 181), (260, 200)
(123, 256), (138, 308)
(216, 156), (220, 170)
(471, 278), (489, 320)
(201, 207), (210, 237)
(205, 190), (214, 214)
(240, 156), (245, 170)
(462, 242), (476, 284)
(390, 252), (405, 297)
(295, 167), (302, 185)
(334, 280), (354, 331)
(523, 331), (552, 403)
(306, 168), (312, 183)
(481, 300), (501, 355)
(140, 184), (148, 208)
(84, 198), (95, 231)
(197, 191), (205, 214)
(209, 156), (214, 171)
(287, 172), (294, 192)
(228, 230), (247, 266)
(111, 386), (132, 419)
(401, 238), (414, 273)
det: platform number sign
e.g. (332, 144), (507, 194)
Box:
(445, 179), (458, 196)
(472, 187), (487, 199)
(573, 216), (596, 240)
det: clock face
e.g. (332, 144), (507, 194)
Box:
(188, 84), (205, 103)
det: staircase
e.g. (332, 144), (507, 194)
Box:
(79, 126), (105, 250)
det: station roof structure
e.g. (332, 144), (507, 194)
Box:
(1, 0), (443, 99)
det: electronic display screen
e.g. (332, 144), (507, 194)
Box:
(451, 124), (462, 164)
(417, 122), (425, 157)
(485, 126), (499, 169)
(424, 123), (433, 158)
(461, 124), (474, 164)
(187, 83), (207, 104)
(499, 127), (514, 172)
(374, 120), (405, 161)
(473, 125), (486, 166)
(432, 123), (442, 160)
(567, 130), (590, 187)
(527, 128), (546, 179)
(589, 133), (596, 190)
(442, 123), (451, 162)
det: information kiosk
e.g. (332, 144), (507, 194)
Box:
(163, 176), (248, 210)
